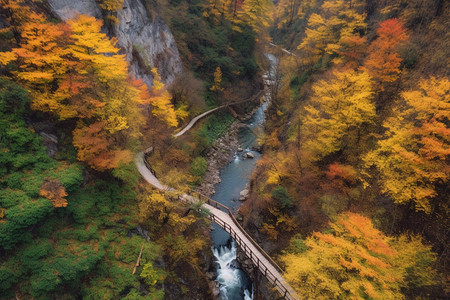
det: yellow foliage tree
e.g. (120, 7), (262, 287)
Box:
(281, 212), (437, 299)
(0, 9), (73, 118)
(301, 69), (375, 162)
(238, 0), (274, 33)
(297, 0), (366, 65)
(138, 71), (179, 128)
(67, 15), (143, 169)
(97, 0), (124, 11)
(96, 0), (124, 24)
(364, 77), (449, 213)
(202, 0), (273, 33)
(210, 66), (224, 93)
(275, 0), (316, 28)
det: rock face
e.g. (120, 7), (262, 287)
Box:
(47, 0), (182, 86)
(115, 0), (182, 85)
(236, 248), (279, 300)
(47, 0), (102, 19)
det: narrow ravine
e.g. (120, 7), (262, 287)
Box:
(210, 53), (277, 300)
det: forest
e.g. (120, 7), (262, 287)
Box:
(0, 0), (448, 299)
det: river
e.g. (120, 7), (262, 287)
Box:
(210, 53), (277, 300)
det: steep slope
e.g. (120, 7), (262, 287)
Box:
(48, 0), (182, 85)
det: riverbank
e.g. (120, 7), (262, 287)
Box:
(195, 105), (262, 197)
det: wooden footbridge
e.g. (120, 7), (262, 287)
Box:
(136, 150), (299, 300)
(173, 90), (265, 138)
(136, 53), (299, 299)
(180, 192), (299, 300)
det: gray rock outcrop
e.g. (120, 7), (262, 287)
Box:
(47, 0), (102, 19)
(239, 188), (249, 201)
(47, 0), (182, 86)
(115, 0), (182, 85)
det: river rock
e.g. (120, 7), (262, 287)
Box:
(229, 259), (240, 269)
(237, 147), (243, 152)
(251, 145), (262, 152)
(239, 189), (249, 201)
(245, 152), (255, 159)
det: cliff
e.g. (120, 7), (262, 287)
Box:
(47, 0), (182, 86)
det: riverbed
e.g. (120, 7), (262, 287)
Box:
(210, 53), (276, 300)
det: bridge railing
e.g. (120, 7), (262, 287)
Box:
(160, 186), (297, 299)
(191, 192), (297, 300)
(171, 189), (296, 299)
(209, 213), (296, 300)
(194, 192), (284, 272)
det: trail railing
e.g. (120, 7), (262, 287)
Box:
(175, 190), (298, 300)
(141, 84), (299, 299)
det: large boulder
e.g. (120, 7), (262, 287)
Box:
(245, 152), (255, 159)
(239, 189), (249, 201)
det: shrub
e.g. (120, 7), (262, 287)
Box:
(190, 157), (207, 177)
(271, 186), (293, 209)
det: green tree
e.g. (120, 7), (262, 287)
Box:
(190, 156), (208, 177)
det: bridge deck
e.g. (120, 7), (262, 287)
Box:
(136, 153), (299, 300)
(205, 204), (298, 300)
(136, 81), (300, 300)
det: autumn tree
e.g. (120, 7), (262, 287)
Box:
(364, 77), (449, 213)
(281, 212), (437, 299)
(275, 0), (316, 28)
(364, 18), (409, 89)
(96, 0), (124, 24)
(0, 0), (33, 44)
(297, 0), (366, 66)
(238, 0), (273, 34)
(301, 69), (375, 163)
(97, 0), (124, 11)
(136, 72), (179, 128)
(210, 66), (224, 96)
(203, 0), (273, 34)
(66, 15), (146, 170)
(334, 34), (367, 68)
(0, 10), (180, 171)
(39, 179), (68, 208)
(0, 8), (73, 117)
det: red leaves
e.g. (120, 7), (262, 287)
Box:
(376, 19), (409, 44)
(364, 18), (409, 85)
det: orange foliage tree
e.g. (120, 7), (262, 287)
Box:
(0, 5), (178, 171)
(40, 179), (68, 208)
(364, 18), (409, 88)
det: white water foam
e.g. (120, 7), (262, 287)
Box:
(213, 241), (253, 300)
